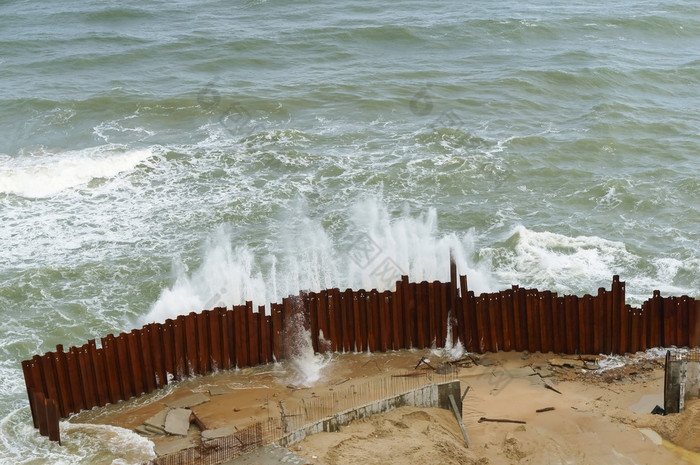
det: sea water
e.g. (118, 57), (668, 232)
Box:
(1, 1), (699, 463)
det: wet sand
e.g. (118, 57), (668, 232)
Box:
(72, 349), (700, 464)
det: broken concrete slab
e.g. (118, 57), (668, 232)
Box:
(209, 385), (235, 396)
(154, 438), (195, 457)
(134, 425), (157, 437)
(201, 425), (237, 441)
(164, 408), (192, 436)
(144, 408), (169, 431)
(165, 392), (211, 409)
(144, 424), (167, 435)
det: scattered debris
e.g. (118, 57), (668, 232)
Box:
(536, 407), (555, 413)
(461, 386), (471, 402)
(478, 417), (526, 425)
(549, 358), (586, 369)
(651, 405), (666, 416)
(543, 383), (562, 395)
(448, 394), (471, 448)
(414, 357), (435, 371)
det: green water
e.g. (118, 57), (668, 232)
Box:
(1, 1), (699, 463)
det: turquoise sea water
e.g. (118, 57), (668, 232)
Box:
(1, 1), (699, 463)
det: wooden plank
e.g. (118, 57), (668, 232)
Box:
(53, 347), (73, 417)
(563, 296), (576, 354)
(439, 281), (449, 347)
(173, 316), (186, 378)
(101, 335), (123, 403)
(126, 332), (144, 396)
(380, 290), (392, 351)
(21, 361), (39, 427)
(39, 352), (60, 415)
(35, 391), (48, 437)
(680, 296), (690, 347)
(511, 287), (523, 351)
(45, 398), (61, 444)
(183, 313), (197, 376)
(353, 290), (364, 352)
(76, 345), (98, 407)
(161, 320), (175, 379)
(329, 289), (341, 353)
(392, 279), (404, 350)
(414, 282), (427, 349)
(367, 290), (378, 352)
(500, 290), (513, 352)
(147, 324), (166, 388)
(449, 394), (471, 448)
(576, 297), (587, 354)
(664, 297), (676, 346)
(404, 277), (416, 349)
(639, 301), (649, 351)
(540, 291), (553, 353)
(271, 304), (283, 362)
(629, 306), (640, 354)
(617, 278), (629, 354)
(553, 296), (565, 354)
(651, 291), (662, 347)
(475, 294), (490, 353)
(197, 311), (211, 374)
(65, 351), (86, 411)
(337, 291), (349, 352)
(210, 307), (223, 370)
(247, 302), (259, 366)
(138, 328), (156, 394)
(488, 293), (502, 352)
(88, 341), (108, 407)
(526, 291), (540, 353)
(317, 290), (329, 348)
(426, 282), (437, 348)
(691, 299), (700, 348)
(309, 292), (319, 353)
(611, 277), (620, 353)
(456, 276), (468, 347)
(260, 310), (271, 364)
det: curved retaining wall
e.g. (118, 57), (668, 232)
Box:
(21, 262), (700, 443)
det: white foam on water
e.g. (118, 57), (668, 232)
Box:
(60, 422), (156, 464)
(284, 328), (333, 387)
(145, 225), (268, 324)
(0, 146), (152, 198)
(144, 198), (496, 325)
(481, 224), (639, 295)
(595, 346), (690, 371)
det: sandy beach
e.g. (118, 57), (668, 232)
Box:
(71, 347), (700, 465)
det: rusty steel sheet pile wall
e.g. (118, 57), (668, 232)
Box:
(21, 263), (700, 443)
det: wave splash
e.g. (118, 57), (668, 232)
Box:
(0, 146), (152, 198)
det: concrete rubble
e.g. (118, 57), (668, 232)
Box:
(164, 408), (192, 436)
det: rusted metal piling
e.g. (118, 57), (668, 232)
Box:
(21, 257), (700, 444)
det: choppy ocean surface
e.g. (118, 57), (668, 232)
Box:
(1, 0), (699, 463)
